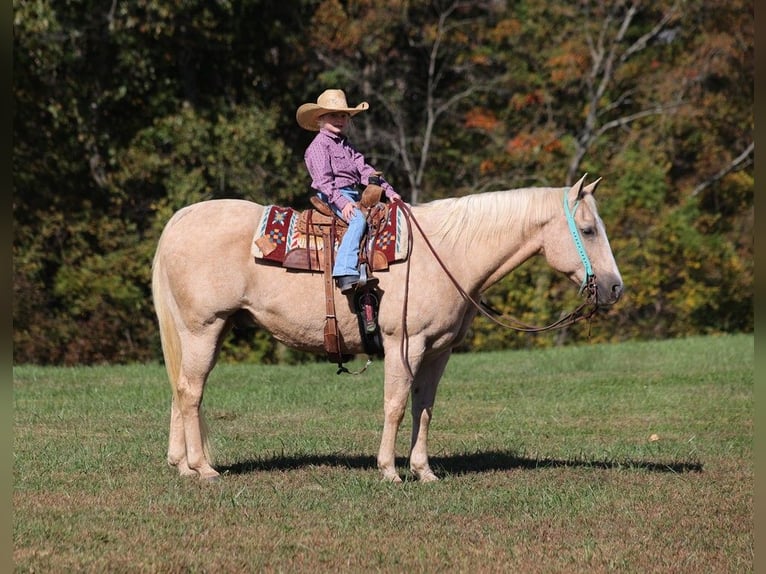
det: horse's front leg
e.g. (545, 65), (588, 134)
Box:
(409, 350), (451, 482)
(377, 353), (419, 482)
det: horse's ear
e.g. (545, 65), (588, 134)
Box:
(572, 173), (588, 200)
(583, 177), (602, 196)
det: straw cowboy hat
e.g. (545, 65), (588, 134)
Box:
(296, 89), (369, 131)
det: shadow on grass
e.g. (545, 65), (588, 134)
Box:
(219, 449), (702, 476)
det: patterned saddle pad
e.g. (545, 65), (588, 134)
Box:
(251, 203), (409, 271)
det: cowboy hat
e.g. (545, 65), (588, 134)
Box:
(296, 89), (369, 131)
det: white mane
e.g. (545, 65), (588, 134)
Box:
(415, 187), (565, 245)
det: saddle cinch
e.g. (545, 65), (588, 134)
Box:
(251, 184), (409, 366)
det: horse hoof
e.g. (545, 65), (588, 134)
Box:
(418, 471), (439, 483)
(197, 467), (221, 482)
(381, 472), (403, 484)
(175, 462), (197, 478)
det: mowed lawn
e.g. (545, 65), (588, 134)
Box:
(13, 334), (752, 573)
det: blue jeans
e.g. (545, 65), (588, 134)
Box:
(318, 188), (366, 278)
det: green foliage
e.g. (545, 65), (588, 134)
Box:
(13, 0), (753, 364)
(115, 103), (302, 222)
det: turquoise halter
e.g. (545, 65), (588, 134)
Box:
(563, 188), (594, 294)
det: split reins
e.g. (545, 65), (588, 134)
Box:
(392, 190), (602, 378)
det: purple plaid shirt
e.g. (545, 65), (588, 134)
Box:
(304, 128), (397, 211)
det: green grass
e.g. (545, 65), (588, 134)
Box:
(14, 334), (753, 572)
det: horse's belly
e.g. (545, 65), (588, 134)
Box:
(245, 284), (366, 354)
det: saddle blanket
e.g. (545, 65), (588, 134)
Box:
(251, 203), (409, 267)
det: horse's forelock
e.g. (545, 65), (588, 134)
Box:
(579, 191), (602, 226)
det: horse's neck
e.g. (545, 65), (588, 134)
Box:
(415, 190), (549, 293)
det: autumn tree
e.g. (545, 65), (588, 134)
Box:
(13, 0), (752, 364)
(305, 0), (514, 204)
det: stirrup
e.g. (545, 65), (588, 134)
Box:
(357, 266), (378, 291)
(357, 263), (379, 289)
(358, 263), (370, 286)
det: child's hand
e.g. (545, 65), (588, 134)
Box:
(341, 202), (356, 222)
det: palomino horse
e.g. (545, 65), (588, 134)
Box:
(151, 174), (623, 482)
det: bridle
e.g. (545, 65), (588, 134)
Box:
(393, 189), (602, 378)
(563, 187), (595, 297)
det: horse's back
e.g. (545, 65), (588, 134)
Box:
(157, 199), (262, 255)
(163, 199), (263, 235)
(155, 199), (267, 308)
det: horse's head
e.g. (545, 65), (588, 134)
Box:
(542, 174), (623, 306)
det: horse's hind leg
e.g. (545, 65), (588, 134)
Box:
(171, 325), (226, 481)
(167, 397), (194, 476)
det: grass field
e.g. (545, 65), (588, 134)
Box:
(13, 334), (752, 572)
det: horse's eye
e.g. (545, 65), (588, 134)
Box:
(581, 226), (595, 237)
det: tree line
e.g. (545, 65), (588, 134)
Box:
(13, 0), (753, 365)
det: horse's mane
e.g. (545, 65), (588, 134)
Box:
(416, 186), (565, 244)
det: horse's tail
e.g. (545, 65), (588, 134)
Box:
(151, 240), (213, 464)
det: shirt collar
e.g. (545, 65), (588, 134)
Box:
(319, 127), (346, 143)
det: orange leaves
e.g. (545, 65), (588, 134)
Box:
(547, 48), (587, 84)
(309, 0), (405, 57)
(505, 133), (533, 153)
(487, 18), (521, 45)
(505, 129), (563, 161)
(464, 108), (499, 131)
(510, 90), (544, 111)
(479, 159), (495, 175)
(310, 0), (363, 55)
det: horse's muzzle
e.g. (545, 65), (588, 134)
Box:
(593, 275), (623, 307)
(582, 274), (623, 308)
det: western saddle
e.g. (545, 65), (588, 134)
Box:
(299, 182), (389, 367)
